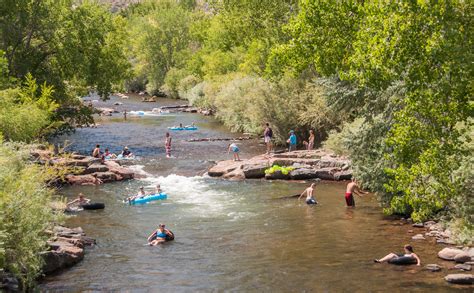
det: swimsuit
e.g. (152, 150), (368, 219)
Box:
(306, 198), (317, 205)
(156, 231), (167, 238)
(230, 144), (239, 153)
(345, 192), (355, 206)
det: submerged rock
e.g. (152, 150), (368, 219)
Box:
(453, 264), (472, 271)
(454, 252), (473, 263)
(412, 234), (426, 240)
(425, 264), (442, 272)
(444, 273), (474, 285)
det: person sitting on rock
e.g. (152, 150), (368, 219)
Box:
(374, 244), (421, 265)
(67, 193), (90, 208)
(298, 182), (318, 205)
(92, 144), (101, 158)
(147, 223), (174, 245)
(121, 146), (133, 158)
(227, 143), (240, 161)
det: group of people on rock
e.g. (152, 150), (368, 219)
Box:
(262, 123), (316, 154)
(92, 144), (134, 161)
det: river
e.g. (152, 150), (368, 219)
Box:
(42, 95), (469, 292)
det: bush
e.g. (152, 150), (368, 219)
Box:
(265, 165), (295, 175)
(0, 140), (63, 288)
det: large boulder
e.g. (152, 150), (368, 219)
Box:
(438, 247), (465, 261)
(454, 252), (473, 263)
(94, 171), (120, 182)
(41, 244), (84, 274)
(334, 170), (352, 181)
(444, 273), (474, 285)
(290, 168), (319, 180)
(208, 160), (242, 177)
(83, 164), (109, 174)
(242, 163), (268, 179)
(314, 168), (337, 180)
(65, 174), (97, 185)
(222, 168), (245, 180)
(107, 165), (134, 180)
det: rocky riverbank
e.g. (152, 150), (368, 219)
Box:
(1, 226), (95, 291)
(207, 149), (351, 181)
(31, 148), (136, 186)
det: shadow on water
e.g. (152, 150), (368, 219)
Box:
(43, 96), (470, 292)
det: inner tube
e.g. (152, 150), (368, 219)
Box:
(165, 231), (175, 242)
(168, 127), (198, 131)
(388, 256), (417, 265)
(80, 203), (105, 210)
(129, 193), (167, 205)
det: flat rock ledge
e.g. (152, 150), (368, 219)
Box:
(208, 149), (351, 181)
(31, 149), (137, 186)
(42, 226), (96, 274)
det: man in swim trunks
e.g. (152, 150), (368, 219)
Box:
(299, 182), (318, 205)
(345, 177), (369, 207)
(92, 144), (101, 158)
(263, 123), (273, 154)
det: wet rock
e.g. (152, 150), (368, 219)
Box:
(0, 272), (19, 291)
(289, 168), (319, 180)
(208, 160), (243, 177)
(423, 220), (437, 227)
(454, 264), (472, 271)
(437, 238), (456, 245)
(65, 174), (97, 185)
(83, 164), (109, 174)
(333, 170), (352, 181)
(454, 252), (472, 263)
(444, 273), (474, 285)
(412, 223), (424, 228)
(94, 171), (120, 182)
(314, 168), (337, 180)
(412, 234), (426, 240)
(242, 163), (269, 179)
(425, 264), (442, 272)
(438, 247), (465, 261)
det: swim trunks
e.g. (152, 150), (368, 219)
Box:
(264, 136), (271, 143)
(306, 198), (317, 205)
(345, 192), (355, 207)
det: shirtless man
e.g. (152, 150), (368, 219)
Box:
(127, 186), (147, 202)
(92, 144), (101, 158)
(345, 178), (369, 207)
(67, 193), (90, 208)
(299, 183), (318, 205)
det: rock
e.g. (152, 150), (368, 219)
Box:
(0, 271), (19, 291)
(107, 165), (134, 180)
(314, 168), (337, 180)
(424, 220), (437, 227)
(454, 252), (472, 263)
(222, 168), (245, 180)
(333, 170), (352, 180)
(94, 171), (119, 182)
(444, 273), (474, 285)
(465, 261), (474, 265)
(265, 170), (291, 180)
(289, 168), (319, 180)
(437, 238), (456, 245)
(454, 264), (472, 271)
(83, 164), (109, 174)
(208, 160), (243, 177)
(425, 264), (442, 272)
(429, 223), (444, 232)
(412, 223), (424, 228)
(242, 163), (269, 179)
(412, 234), (426, 240)
(65, 174), (97, 185)
(466, 247), (474, 258)
(438, 247), (465, 261)
(408, 230), (414, 233)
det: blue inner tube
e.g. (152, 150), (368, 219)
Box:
(388, 256), (417, 265)
(130, 193), (167, 205)
(168, 127), (198, 131)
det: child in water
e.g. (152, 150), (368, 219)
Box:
(227, 143), (240, 161)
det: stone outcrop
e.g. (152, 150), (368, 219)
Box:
(438, 247), (466, 261)
(208, 149), (351, 181)
(31, 149), (137, 186)
(42, 226), (95, 274)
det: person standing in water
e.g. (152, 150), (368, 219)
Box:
(263, 122), (273, 154)
(345, 177), (369, 207)
(299, 182), (318, 205)
(123, 109), (127, 120)
(165, 132), (172, 158)
(227, 142), (240, 161)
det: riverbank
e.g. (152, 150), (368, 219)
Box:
(208, 149), (351, 181)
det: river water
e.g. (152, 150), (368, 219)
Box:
(42, 95), (469, 292)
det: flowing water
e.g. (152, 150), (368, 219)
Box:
(42, 95), (469, 292)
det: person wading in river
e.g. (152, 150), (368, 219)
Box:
(165, 132), (172, 158)
(345, 177), (369, 207)
(299, 182), (318, 205)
